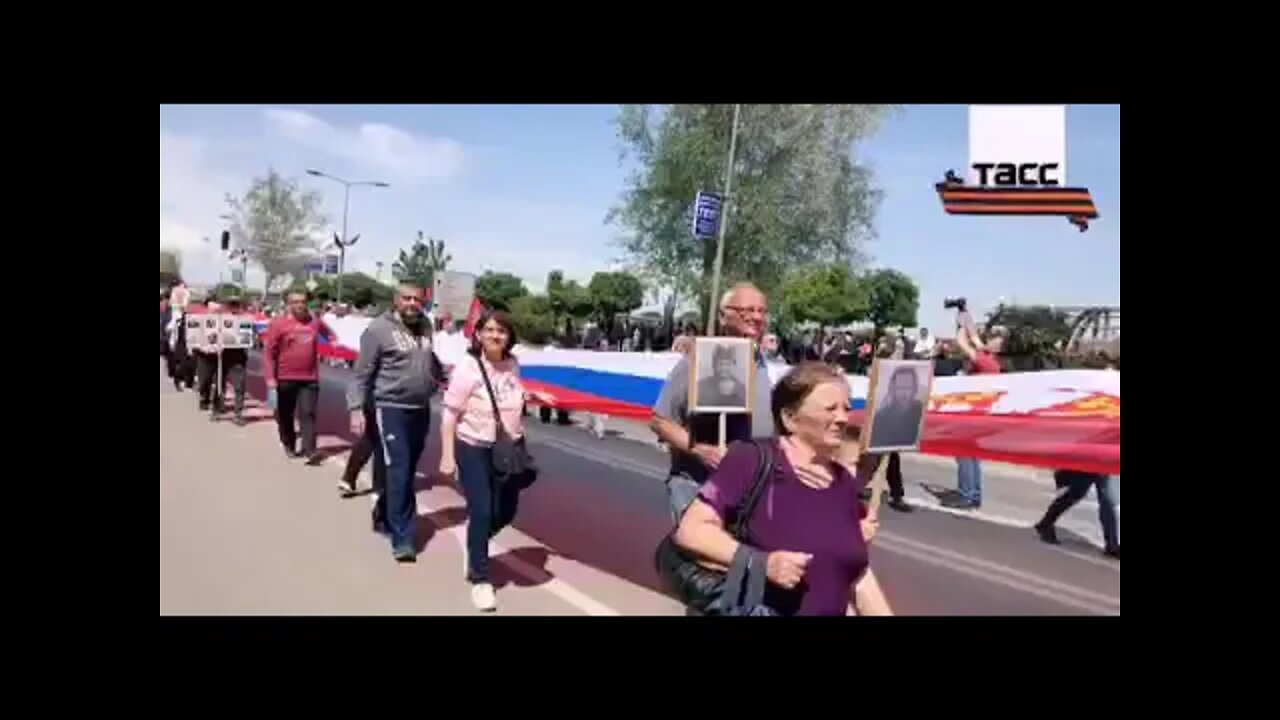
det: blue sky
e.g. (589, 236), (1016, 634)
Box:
(160, 104), (1119, 332)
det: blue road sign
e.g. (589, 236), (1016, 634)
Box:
(693, 191), (722, 240)
(324, 255), (340, 275)
(302, 259), (324, 273)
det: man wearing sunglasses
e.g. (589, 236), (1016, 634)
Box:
(347, 283), (444, 563)
(651, 282), (776, 522)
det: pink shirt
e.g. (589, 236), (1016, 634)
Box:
(443, 354), (526, 445)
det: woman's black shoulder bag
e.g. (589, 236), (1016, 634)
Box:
(476, 356), (538, 484)
(654, 439), (777, 616)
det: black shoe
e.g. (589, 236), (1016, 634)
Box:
(1034, 521), (1061, 545)
(942, 496), (981, 510)
(1103, 546), (1120, 560)
(198, 402), (211, 412)
(393, 547), (417, 563)
(233, 415), (246, 427)
(337, 478), (359, 498)
(284, 447), (301, 460)
(305, 453), (324, 466)
(887, 497), (915, 513)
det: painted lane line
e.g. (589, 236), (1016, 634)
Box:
(417, 490), (622, 617)
(876, 531), (1120, 612)
(873, 536), (1118, 616)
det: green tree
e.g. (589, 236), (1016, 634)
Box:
(510, 294), (557, 346)
(779, 263), (869, 330)
(987, 304), (1073, 371)
(224, 169), (327, 293)
(863, 268), (920, 334)
(474, 271), (528, 311)
(211, 283), (263, 304)
(608, 104), (893, 312)
(160, 249), (182, 287)
(546, 270), (594, 338)
(588, 271), (644, 338)
(289, 273), (393, 309)
(393, 231), (452, 288)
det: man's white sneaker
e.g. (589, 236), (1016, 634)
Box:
(471, 583), (497, 612)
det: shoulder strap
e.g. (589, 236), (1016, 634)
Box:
(728, 439), (775, 541)
(475, 356), (506, 437)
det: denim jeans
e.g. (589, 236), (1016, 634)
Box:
(456, 438), (526, 583)
(666, 473), (701, 524)
(1044, 471), (1120, 551)
(371, 406), (430, 554)
(956, 457), (983, 504)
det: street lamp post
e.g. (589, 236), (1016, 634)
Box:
(706, 104), (741, 336)
(306, 169), (390, 303)
(219, 213), (247, 293)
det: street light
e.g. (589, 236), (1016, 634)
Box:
(216, 214), (247, 293)
(306, 169), (390, 303)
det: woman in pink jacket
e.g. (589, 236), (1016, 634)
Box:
(438, 311), (531, 612)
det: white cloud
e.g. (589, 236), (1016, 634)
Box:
(264, 109), (467, 182)
(159, 131), (249, 286)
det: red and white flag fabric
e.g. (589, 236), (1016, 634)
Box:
(462, 297), (484, 339)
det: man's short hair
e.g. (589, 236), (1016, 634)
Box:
(719, 282), (764, 311)
(712, 343), (737, 365)
(889, 366), (918, 388)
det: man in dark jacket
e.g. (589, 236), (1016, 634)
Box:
(347, 283), (443, 563)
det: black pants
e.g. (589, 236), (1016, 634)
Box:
(196, 351), (246, 414)
(1040, 470), (1120, 551)
(886, 452), (905, 500)
(276, 381), (320, 455)
(342, 405), (378, 486)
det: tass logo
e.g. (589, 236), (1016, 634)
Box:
(935, 106), (1098, 231)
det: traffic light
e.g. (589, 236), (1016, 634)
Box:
(220, 230), (230, 251)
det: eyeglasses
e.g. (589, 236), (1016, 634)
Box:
(724, 305), (767, 317)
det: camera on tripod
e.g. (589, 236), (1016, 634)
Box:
(943, 297), (968, 312)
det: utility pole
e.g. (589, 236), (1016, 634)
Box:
(706, 103), (741, 336)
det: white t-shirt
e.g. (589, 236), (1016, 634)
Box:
(434, 329), (470, 368)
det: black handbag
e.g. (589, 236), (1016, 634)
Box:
(654, 439), (776, 615)
(476, 356), (538, 483)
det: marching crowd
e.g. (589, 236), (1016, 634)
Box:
(159, 277), (1117, 616)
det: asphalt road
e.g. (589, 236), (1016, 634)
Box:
(160, 355), (1120, 616)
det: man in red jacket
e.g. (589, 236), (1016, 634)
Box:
(264, 290), (335, 464)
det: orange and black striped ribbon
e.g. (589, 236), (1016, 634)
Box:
(935, 171), (1099, 231)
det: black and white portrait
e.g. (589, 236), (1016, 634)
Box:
(690, 337), (753, 413)
(863, 359), (934, 452)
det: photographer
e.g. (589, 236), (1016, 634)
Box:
(943, 297), (1005, 510)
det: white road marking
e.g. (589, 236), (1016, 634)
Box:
(876, 531), (1120, 615)
(417, 490), (622, 617)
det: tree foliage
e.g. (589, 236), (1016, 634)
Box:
(289, 273), (393, 309)
(863, 268), (920, 332)
(474, 271), (528, 311)
(211, 283), (264, 304)
(779, 263), (869, 329)
(987, 304), (1073, 370)
(510, 294), (557, 346)
(160, 249), (182, 287)
(224, 169), (327, 293)
(393, 232), (452, 289)
(588, 271), (645, 334)
(608, 104), (893, 309)
(546, 270), (594, 323)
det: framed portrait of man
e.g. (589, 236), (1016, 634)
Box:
(861, 358), (935, 453)
(689, 336), (754, 414)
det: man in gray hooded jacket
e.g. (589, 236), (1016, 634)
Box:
(347, 283), (443, 562)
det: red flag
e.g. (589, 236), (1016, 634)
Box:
(462, 297), (484, 339)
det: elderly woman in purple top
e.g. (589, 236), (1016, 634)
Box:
(674, 362), (893, 616)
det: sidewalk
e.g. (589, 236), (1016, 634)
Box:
(559, 411), (1118, 550)
(159, 377), (681, 616)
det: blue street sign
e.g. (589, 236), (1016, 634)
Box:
(693, 191), (722, 240)
(302, 259), (325, 273)
(324, 255), (340, 275)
